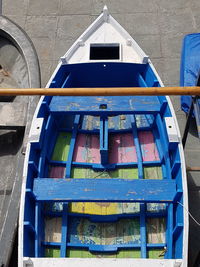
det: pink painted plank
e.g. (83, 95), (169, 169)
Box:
(139, 131), (160, 161)
(49, 166), (65, 178)
(73, 132), (159, 164)
(73, 134), (100, 163)
(109, 133), (137, 164)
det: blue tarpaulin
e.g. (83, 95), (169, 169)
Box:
(180, 33), (200, 113)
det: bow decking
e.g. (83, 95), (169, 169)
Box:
(23, 63), (184, 261)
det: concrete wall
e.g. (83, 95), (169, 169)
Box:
(3, 0), (200, 87)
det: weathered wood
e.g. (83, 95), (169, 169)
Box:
(50, 95), (161, 115)
(24, 258), (183, 267)
(33, 178), (176, 203)
(186, 166), (200, 172)
(0, 86), (199, 96)
(0, 102), (27, 129)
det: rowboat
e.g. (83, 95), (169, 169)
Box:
(0, 14), (40, 266)
(19, 6), (188, 267)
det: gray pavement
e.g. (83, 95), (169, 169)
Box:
(2, 0), (200, 266)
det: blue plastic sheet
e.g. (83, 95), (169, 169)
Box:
(180, 33), (200, 113)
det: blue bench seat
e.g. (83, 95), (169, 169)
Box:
(49, 96), (161, 115)
(33, 178), (176, 203)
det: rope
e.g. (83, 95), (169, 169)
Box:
(93, 169), (107, 178)
(177, 201), (200, 227)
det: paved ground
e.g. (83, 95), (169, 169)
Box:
(2, 0), (200, 266)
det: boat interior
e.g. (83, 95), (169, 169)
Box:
(23, 62), (184, 260)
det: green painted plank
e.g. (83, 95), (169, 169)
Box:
(52, 132), (72, 161)
(45, 248), (60, 258)
(67, 249), (140, 258)
(144, 167), (162, 180)
(71, 167), (138, 179)
(71, 167), (162, 180)
(45, 248), (163, 258)
(148, 249), (164, 259)
(117, 249), (140, 258)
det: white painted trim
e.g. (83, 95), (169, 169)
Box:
(28, 118), (44, 143)
(164, 117), (179, 143)
(22, 258), (183, 267)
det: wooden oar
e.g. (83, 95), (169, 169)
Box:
(0, 86), (200, 96)
(187, 166), (200, 172)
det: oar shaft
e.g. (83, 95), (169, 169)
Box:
(0, 86), (200, 96)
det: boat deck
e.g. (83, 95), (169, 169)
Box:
(23, 60), (183, 260)
(29, 114), (171, 259)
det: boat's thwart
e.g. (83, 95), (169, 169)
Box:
(19, 6), (188, 267)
